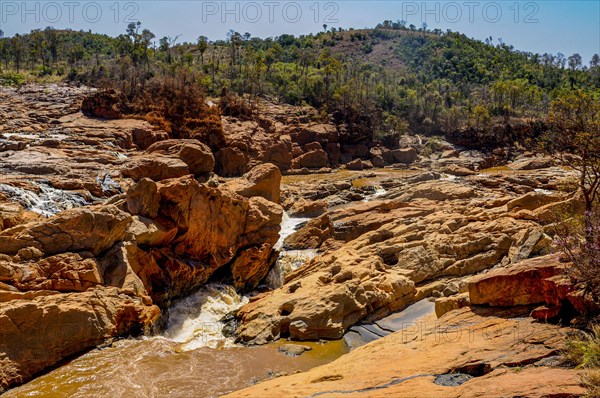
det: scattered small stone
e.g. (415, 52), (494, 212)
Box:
(278, 343), (312, 357)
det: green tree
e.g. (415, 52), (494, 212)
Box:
(197, 36), (208, 67)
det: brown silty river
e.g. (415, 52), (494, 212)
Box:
(5, 337), (348, 398)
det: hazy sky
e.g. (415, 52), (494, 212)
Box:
(1, 1), (599, 62)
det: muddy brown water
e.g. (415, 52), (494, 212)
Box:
(5, 338), (348, 398)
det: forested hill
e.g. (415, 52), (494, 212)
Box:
(1, 22), (599, 139)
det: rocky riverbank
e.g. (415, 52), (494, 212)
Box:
(0, 84), (593, 396)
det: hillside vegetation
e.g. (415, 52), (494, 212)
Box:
(1, 22), (599, 143)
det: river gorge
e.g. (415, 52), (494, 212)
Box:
(0, 84), (592, 397)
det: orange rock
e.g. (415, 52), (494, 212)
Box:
(0, 288), (159, 393)
(224, 163), (282, 204)
(122, 156), (190, 182)
(0, 205), (132, 257)
(225, 308), (584, 398)
(146, 139), (215, 177)
(468, 255), (565, 307)
(291, 149), (330, 169)
(283, 214), (333, 250)
(231, 243), (274, 290)
(235, 248), (416, 343)
(132, 127), (169, 150)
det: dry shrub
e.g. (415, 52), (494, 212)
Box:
(185, 113), (226, 150)
(91, 67), (225, 150)
(554, 209), (600, 302)
(141, 111), (171, 133)
(219, 91), (256, 120)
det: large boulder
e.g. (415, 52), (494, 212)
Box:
(235, 250), (416, 343)
(468, 255), (563, 307)
(153, 176), (281, 267)
(146, 139), (215, 176)
(224, 164), (282, 204)
(132, 128), (169, 150)
(0, 288), (158, 392)
(215, 147), (249, 177)
(287, 198), (328, 218)
(122, 156), (190, 182)
(382, 148), (418, 164)
(0, 205), (132, 257)
(510, 156), (555, 170)
(345, 158), (364, 171)
(291, 149), (330, 169)
(230, 243), (274, 291)
(283, 214), (333, 250)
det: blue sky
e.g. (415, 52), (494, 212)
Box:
(1, 1), (599, 62)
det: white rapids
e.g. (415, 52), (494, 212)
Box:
(0, 182), (89, 217)
(266, 212), (318, 289)
(162, 284), (249, 351)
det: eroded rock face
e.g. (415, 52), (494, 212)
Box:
(126, 178), (160, 218)
(235, 169), (567, 343)
(112, 175), (283, 303)
(469, 255), (564, 307)
(467, 254), (596, 321)
(0, 171), (283, 392)
(0, 288), (159, 392)
(283, 214), (333, 250)
(215, 147), (249, 177)
(236, 249), (416, 344)
(0, 205), (131, 257)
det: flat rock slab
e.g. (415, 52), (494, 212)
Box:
(344, 299), (435, 350)
(375, 299), (435, 332)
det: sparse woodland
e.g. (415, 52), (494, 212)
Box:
(1, 22), (599, 142)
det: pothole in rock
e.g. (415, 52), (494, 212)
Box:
(435, 361), (492, 386)
(434, 373), (473, 386)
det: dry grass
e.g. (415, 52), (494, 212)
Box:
(564, 325), (600, 397)
(583, 369), (600, 398)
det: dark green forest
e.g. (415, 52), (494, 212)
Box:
(1, 22), (599, 139)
